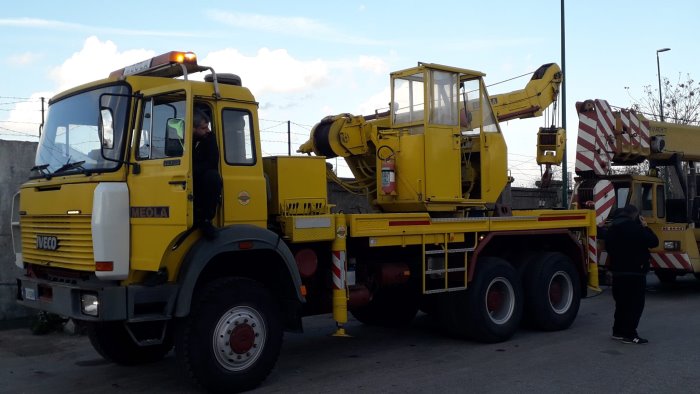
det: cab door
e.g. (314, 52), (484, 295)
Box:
(217, 104), (267, 227)
(127, 86), (192, 272)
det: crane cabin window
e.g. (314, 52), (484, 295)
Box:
(459, 78), (500, 135)
(392, 72), (424, 126)
(429, 70), (459, 126)
(480, 87), (499, 133)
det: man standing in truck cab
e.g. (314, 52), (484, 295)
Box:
(192, 107), (222, 239)
(605, 204), (659, 344)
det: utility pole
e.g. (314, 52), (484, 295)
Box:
(560, 0), (568, 206)
(287, 120), (291, 156)
(39, 97), (45, 137)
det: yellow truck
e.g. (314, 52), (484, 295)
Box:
(12, 51), (597, 392)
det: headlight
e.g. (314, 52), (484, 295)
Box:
(664, 241), (680, 251)
(80, 293), (99, 316)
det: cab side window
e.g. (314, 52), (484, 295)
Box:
(137, 95), (186, 160)
(640, 183), (653, 217)
(222, 109), (255, 165)
(656, 185), (665, 218)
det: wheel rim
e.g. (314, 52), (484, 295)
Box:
(485, 277), (515, 325)
(213, 306), (267, 371)
(548, 270), (573, 314)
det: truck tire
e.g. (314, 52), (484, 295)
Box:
(87, 322), (173, 365)
(440, 257), (523, 342)
(351, 284), (419, 327)
(175, 277), (282, 393)
(523, 252), (580, 331)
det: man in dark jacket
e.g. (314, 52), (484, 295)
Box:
(605, 204), (659, 344)
(192, 108), (222, 239)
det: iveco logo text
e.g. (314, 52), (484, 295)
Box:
(36, 235), (59, 251)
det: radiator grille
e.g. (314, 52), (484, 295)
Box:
(21, 215), (94, 271)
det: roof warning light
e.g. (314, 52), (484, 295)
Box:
(109, 51), (202, 79)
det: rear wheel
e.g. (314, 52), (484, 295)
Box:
(440, 257), (523, 342)
(176, 278), (283, 393)
(87, 321), (172, 365)
(523, 252), (581, 331)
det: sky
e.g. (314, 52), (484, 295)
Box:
(0, 1), (696, 186)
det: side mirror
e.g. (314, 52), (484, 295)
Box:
(164, 118), (185, 157)
(99, 108), (115, 149)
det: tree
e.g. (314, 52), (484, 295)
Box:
(630, 72), (700, 124)
(628, 72), (700, 199)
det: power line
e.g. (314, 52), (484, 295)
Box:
(485, 70), (534, 88)
(0, 108), (42, 112)
(290, 121), (314, 130)
(0, 95), (36, 100)
(0, 120), (40, 125)
(0, 99), (38, 106)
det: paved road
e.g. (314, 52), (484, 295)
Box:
(2, 274), (700, 393)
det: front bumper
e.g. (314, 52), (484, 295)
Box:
(16, 275), (178, 322)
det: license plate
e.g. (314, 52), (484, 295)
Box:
(24, 287), (37, 301)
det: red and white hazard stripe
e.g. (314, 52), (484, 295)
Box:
(650, 252), (692, 272)
(575, 99), (615, 176)
(593, 180), (615, 226)
(332, 250), (346, 289)
(639, 118), (650, 150)
(575, 113), (598, 174)
(616, 109), (650, 158)
(619, 109), (633, 148)
(587, 236), (598, 267)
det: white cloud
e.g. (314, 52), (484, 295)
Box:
(0, 17), (202, 37)
(49, 36), (154, 91)
(4, 37), (154, 136)
(0, 17), (81, 29)
(356, 87), (391, 115)
(3, 92), (51, 139)
(8, 52), (41, 66)
(6, 37), (390, 144)
(357, 56), (389, 74)
(205, 10), (388, 45)
(202, 48), (330, 95)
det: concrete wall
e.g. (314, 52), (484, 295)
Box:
(0, 140), (37, 320)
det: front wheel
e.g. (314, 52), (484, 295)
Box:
(176, 278), (283, 393)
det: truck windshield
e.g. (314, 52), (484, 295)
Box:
(34, 84), (131, 177)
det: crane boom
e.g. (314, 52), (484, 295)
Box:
(489, 63), (562, 122)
